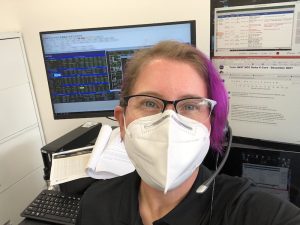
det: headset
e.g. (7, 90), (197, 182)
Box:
(196, 125), (232, 194)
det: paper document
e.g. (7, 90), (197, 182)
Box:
(86, 125), (135, 179)
(49, 125), (135, 186)
(50, 146), (93, 186)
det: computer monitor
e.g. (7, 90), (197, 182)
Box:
(219, 144), (300, 207)
(206, 0), (300, 208)
(210, 0), (300, 149)
(212, 1), (300, 58)
(40, 20), (196, 119)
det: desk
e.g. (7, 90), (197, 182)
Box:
(19, 218), (57, 225)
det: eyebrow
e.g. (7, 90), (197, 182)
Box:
(132, 91), (206, 100)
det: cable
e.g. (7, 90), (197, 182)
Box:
(105, 116), (117, 121)
(196, 125), (232, 193)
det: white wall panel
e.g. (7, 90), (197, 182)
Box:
(0, 83), (37, 141)
(0, 38), (28, 90)
(0, 168), (46, 225)
(0, 127), (43, 194)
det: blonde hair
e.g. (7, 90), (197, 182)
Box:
(120, 41), (208, 106)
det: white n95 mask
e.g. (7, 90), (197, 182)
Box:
(124, 110), (210, 194)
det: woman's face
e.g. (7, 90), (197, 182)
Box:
(115, 58), (210, 137)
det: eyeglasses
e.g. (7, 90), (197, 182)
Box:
(123, 94), (216, 122)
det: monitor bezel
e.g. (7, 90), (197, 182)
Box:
(39, 20), (197, 120)
(232, 136), (300, 152)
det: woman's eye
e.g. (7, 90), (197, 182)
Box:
(178, 99), (209, 113)
(144, 100), (158, 108)
(183, 104), (198, 111)
(137, 98), (160, 110)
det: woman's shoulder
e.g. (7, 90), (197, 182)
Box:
(76, 171), (139, 225)
(215, 173), (251, 195)
(214, 174), (300, 224)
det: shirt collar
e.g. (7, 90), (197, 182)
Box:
(117, 167), (213, 225)
(153, 166), (214, 225)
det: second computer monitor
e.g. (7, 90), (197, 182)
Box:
(40, 20), (196, 119)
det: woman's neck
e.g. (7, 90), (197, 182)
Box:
(138, 168), (199, 225)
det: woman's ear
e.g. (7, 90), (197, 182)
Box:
(114, 106), (125, 139)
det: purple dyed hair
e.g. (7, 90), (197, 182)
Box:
(120, 41), (229, 152)
(202, 54), (229, 151)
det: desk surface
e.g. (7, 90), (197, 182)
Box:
(19, 218), (58, 225)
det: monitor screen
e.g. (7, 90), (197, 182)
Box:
(218, 145), (300, 207)
(210, 0), (300, 149)
(213, 1), (300, 57)
(40, 20), (196, 119)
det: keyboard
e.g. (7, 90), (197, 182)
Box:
(21, 189), (81, 225)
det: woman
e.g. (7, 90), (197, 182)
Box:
(76, 41), (300, 225)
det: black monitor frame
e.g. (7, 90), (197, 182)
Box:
(40, 20), (196, 119)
